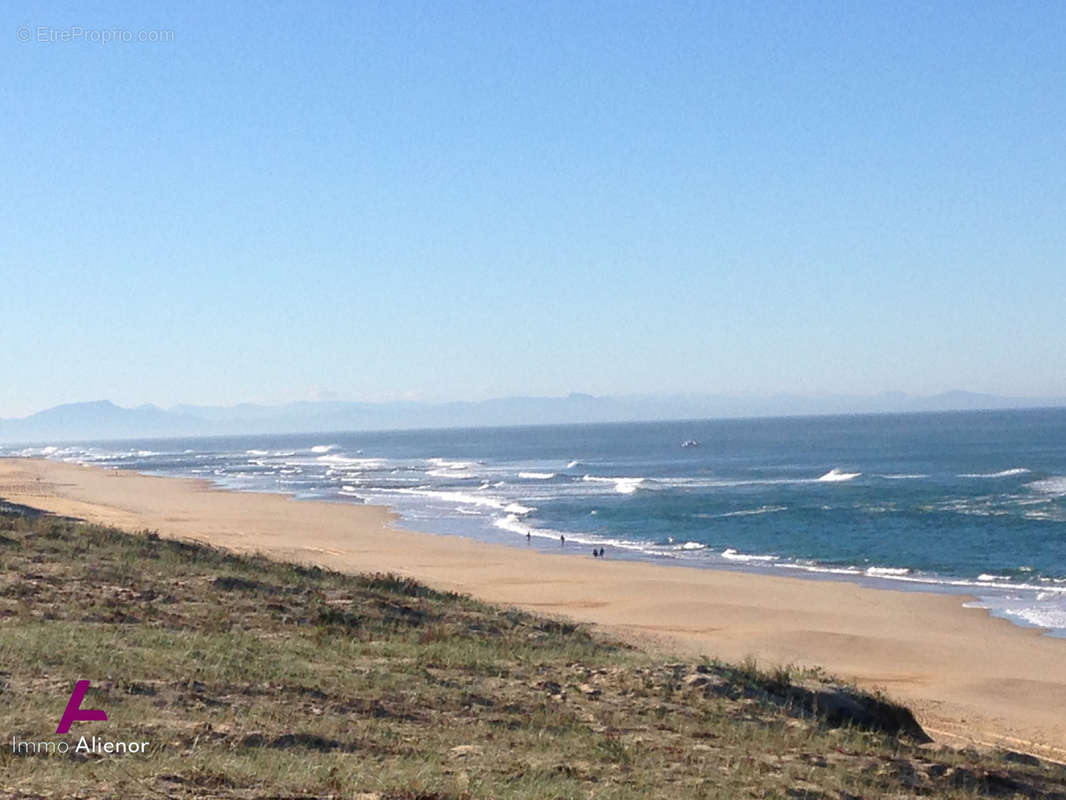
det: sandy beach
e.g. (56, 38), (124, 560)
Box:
(3, 456), (1064, 760)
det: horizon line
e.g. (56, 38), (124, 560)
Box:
(9, 387), (1066, 420)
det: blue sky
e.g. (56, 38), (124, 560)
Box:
(2, 1), (1064, 417)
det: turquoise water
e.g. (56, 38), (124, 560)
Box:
(8, 408), (1066, 634)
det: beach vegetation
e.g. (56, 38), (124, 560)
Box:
(1, 510), (1064, 798)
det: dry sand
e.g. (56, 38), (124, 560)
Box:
(3, 457), (1065, 760)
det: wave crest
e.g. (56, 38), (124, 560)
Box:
(1026, 477), (1066, 496)
(720, 548), (776, 563)
(959, 467), (1030, 478)
(582, 475), (647, 494)
(816, 468), (861, 482)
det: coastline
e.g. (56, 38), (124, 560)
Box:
(3, 456), (1065, 760)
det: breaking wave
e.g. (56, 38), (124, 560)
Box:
(581, 475), (648, 494)
(711, 505), (788, 519)
(959, 467), (1030, 478)
(721, 548), (776, 563)
(816, 468), (861, 482)
(1026, 477), (1066, 497)
(865, 566), (911, 577)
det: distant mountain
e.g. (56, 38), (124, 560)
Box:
(1, 392), (1064, 444)
(0, 400), (205, 443)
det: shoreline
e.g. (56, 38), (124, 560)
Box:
(13, 440), (1064, 640)
(57, 459), (1066, 643)
(3, 456), (1066, 759)
(10, 438), (1066, 641)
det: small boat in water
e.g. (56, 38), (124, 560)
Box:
(681, 440), (700, 448)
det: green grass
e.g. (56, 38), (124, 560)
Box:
(1, 511), (1064, 799)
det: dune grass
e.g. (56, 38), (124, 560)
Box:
(1, 510), (1064, 799)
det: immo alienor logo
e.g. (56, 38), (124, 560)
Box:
(56, 680), (107, 733)
(10, 680), (150, 756)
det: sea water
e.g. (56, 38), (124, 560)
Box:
(7, 408), (1066, 635)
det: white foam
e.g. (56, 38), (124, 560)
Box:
(878, 473), (929, 480)
(711, 505), (788, 518)
(1026, 476), (1066, 497)
(427, 458), (477, 470)
(959, 467), (1030, 478)
(310, 445), (336, 453)
(614, 478), (646, 494)
(866, 566), (911, 577)
(566, 460), (581, 469)
(519, 471), (556, 480)
(967, 595), (1066, 634)
(12, 445), (173, 463)
(384, 487), (535, 515)
(651, 473), (873, 489)
(246, 449), (269, 456)
(721, 548), (776, 563)
(492, 514), (679, 556)
(664, 474), (860, 489)
(936, 499), (1009, 517)
(1024, 510), (1066, 521)
(493, 513), (531, 536)
(1006, 607), (1066, 631)
(493, 514), (615, 547)
(581, 475), (647, 494)
(492, 513), (572, 541)
(426, 468), (478, 478)
(678, 541), (707, 550)
(316, 454), (387, 468)
(817, 468), (861, 482)
(779, 563), (863, 576)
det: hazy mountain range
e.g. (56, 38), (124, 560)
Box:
(1, 392), (1064, 444)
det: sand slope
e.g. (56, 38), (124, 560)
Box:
(2, 457), (1064, 759)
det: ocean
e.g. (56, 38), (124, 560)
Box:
(6, 408), (1066, 636)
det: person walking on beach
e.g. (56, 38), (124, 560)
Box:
(560, 534), (565, 546)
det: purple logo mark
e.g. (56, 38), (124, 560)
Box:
(56, 680), (108, 734)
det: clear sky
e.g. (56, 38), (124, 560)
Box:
(2, 1), (1064, 418)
